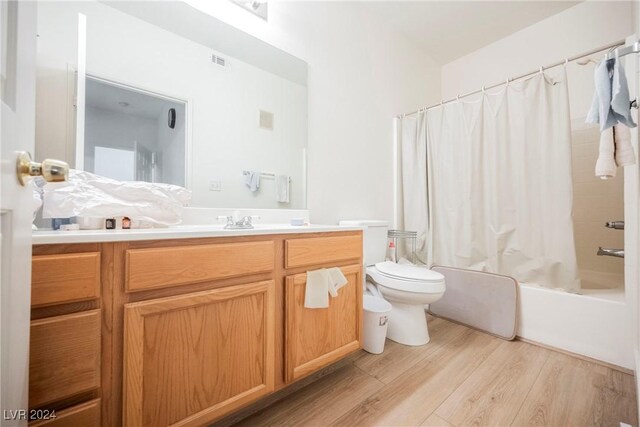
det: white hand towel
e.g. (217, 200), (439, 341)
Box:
(244, 171), (260, 192)
(304, 269), (330, 308)
(327, 267), (348, 297)
(595, 128), (616, 179)
(275, 174), (290, 203)
(614, 124), (636, 167)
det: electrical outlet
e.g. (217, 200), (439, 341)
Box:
(209, 180), (223, 192)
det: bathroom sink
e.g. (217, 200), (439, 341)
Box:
(167, 223), (302, 231)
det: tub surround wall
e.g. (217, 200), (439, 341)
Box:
(571, 121), (624, 283)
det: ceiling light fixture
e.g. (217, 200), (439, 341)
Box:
(229, 0), (267, 21)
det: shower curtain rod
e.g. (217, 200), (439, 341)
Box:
(398, 39), (632, 118)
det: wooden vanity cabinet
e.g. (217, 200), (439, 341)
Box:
(31, 230), (362, 427)
(283, 234), (363, 382)
(284, 264), (363, 382)
(123, 281), (275, 426)
(29, 243), (104, 427)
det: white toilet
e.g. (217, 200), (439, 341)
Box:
(341, 220), (446, 346)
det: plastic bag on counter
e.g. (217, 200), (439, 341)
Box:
(42, 170), (191, 226)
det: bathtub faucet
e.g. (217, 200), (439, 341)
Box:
(597, 247), (624, 258)
(605, 221), (624, 230)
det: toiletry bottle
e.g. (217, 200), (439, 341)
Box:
(387, 241), (397, 263)
(122, 217), (131, 229)
(52, 218), (71, 231)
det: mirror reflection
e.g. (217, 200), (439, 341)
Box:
(35, 1), (308, 209)
(83, 77), (187, 186)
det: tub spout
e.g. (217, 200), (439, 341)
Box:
(597, 247), (624, 258)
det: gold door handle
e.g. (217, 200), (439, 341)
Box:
(16, 151), (69, 186)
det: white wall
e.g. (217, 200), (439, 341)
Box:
(442, 1), (634, 107)
(187, 1), (441, 224)
(37, 1), (440, 221)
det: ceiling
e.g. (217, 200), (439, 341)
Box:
(361, 1), (581, 64)
(85, 78), (183, 120)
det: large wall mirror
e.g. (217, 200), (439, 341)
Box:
(35, 1), (308, 209)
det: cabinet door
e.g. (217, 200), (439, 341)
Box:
(123, 280), (275, 427)
(285, 265), (362, 382)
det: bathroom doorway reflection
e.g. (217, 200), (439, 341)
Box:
(83, 77), (187, 186)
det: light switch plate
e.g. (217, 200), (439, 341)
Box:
(209, 180), (223, 191)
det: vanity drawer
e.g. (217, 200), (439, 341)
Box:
(29, 310), (101, 408)
(30, 399), (100, 427)
(125, 241), (275, 292)
(285, 234), (362, 269)
(31, 253), (101, 307)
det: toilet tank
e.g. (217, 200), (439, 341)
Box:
(338, 220), (388, 266)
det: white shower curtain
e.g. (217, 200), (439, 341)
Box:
(398, 112), (431, 264)
(401, 69), (580, 291)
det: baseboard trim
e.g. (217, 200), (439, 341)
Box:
(516, 336), (633, 375)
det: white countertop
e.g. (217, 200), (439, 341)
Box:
(32, 224), (363, 245)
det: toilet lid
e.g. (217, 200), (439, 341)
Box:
(366, 265), (445, 293)
(374, 261), (444, 283)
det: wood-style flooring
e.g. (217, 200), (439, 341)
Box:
(233, 315), (637, 427)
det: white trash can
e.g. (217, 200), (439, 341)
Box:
(362, 294), (393, 354)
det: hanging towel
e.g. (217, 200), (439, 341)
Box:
(244, 171), (260, 192)
(614, 124), (636, 167)
(327, 267), (348, 297)
(595, 128), (616, 179)
(275, 174), (290, 203)
(611, 52), (637, 128)
(586, 59), (616, 132)
(304, 269), (330, 308)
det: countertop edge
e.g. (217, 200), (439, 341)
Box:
(32, 225), (364, 245)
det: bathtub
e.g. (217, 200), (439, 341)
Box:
(517, 276), (631, 370)
(579, 269), (624, 291)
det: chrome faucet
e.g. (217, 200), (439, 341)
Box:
(217, 214), (260, 229)
(597, 247), (624, 258)
(598, 220), (624, 258)
(605, 221), (625, 230)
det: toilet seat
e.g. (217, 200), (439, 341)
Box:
(375, 261), (444, 282)
(366, 262), (445, 294)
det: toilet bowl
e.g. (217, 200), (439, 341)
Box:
(366, 261), (445, 346)
(337, 220), (446, 347)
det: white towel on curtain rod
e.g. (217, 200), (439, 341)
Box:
(400, 68), (580, 291)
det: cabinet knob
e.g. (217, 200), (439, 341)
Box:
(16, 151), (69, 186)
